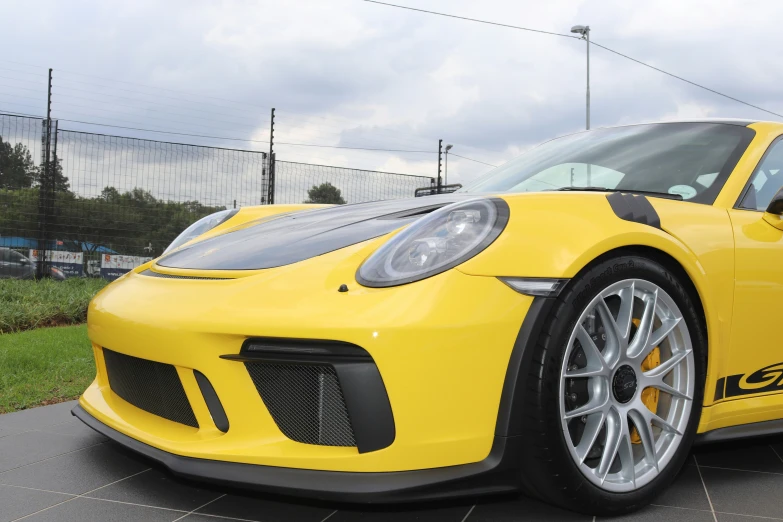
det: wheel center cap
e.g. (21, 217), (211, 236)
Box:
(612, 365), (637, 404)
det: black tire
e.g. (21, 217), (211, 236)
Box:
(516, 253), (707, 516)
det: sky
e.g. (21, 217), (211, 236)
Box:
(1, 0), (782, 188)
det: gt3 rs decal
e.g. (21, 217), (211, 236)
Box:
(714, 363), (783, 400)
(606, 193), (662, 230)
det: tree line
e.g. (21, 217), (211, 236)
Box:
(0, 137), (226, 256)
(1, 137), (348, 257)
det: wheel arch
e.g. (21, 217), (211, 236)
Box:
(567, 245), (708, 349)
(496, 243), (712, 440)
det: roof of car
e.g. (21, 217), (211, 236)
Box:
(608, 118), (759, 128)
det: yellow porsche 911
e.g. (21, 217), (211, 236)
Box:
(74, 119), (783, 516)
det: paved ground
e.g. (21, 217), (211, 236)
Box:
(2, 402), (783, 521)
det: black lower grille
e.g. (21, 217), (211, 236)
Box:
(245, 363), (355, 447)
(103, 349), (198, 428)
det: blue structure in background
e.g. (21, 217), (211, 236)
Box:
(0, 236), (117, 254)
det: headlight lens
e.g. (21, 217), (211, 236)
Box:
(356, 198), (509, 287)
(163, 209), (238, 254)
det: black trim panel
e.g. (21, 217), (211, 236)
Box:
(224, 337), (395, 454)
(193, 370), (229, 433)
(72, 405), (521, 503)
(333, 361), (395, 453)
(495, 297), (556, 437)
(695, 419), (783, 445)
(606, 192), (662, 230)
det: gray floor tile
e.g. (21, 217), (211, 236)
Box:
(0, 401), (78, 438)
(36, 417), (108, 445)
(701, 466), (783, 519)
(0, 484), (73, 522)
(653, 463), (712, 510)
(695, 442), (783, 473)
(0, 429), (103, 473)
(330, 505), (469, 522)
(0, 442), (149, 495)
(597, 504), (714, 521)
(21, 496), (182, 521)
(196, 493), (335, 521)
(86, 468), (223, 511)
(468, 496), (589, 521)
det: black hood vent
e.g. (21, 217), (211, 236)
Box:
(157, 195), (472, 271)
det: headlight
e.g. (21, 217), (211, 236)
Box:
(356, 198), (509, 287)
(163, 209), (238, 254)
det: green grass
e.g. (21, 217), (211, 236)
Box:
(0, 278), (108, 333)
(0, 324), (94, 413)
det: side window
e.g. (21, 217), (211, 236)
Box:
(739, 139), (783, 211)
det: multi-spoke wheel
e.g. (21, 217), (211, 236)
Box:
(559, 279), (694, 492)
(516, 255), (705, 516)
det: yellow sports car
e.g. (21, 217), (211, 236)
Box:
(74, 119), (783, 516)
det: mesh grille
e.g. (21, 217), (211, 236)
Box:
(103, 349), (199, 428)
(245, 363), (355, 447)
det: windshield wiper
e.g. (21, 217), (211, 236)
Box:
(551, 186), (683, 201)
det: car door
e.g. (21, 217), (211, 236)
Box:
(723, 136), (783, 406)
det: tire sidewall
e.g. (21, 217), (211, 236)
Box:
(537, 254), (706, 513)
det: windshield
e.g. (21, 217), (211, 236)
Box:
(461, 123), (754, 204)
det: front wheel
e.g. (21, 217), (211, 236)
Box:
(518, 255), (706, 516)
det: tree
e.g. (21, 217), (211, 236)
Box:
(304, 182), (346, 204)
(0, 137), (38, 189)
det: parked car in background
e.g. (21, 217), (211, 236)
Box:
(0, 248), (66, 280)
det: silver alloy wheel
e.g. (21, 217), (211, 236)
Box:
(559, 279), (694, 493)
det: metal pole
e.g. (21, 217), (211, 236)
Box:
(268, 108), (275, 204)
(37, 68), (53, 279)
(586, 28), (591, 131)
(444, 150), (448, 186)
(437, 139), (443, 194)
(586, 28), (591, 185)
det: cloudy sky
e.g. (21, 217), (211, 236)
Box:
(1, 0), (782, 187)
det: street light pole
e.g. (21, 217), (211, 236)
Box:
(444, 144), (453, 186)
(571, 25), (591, 130)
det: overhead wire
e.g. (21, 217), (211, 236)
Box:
(450, 153), (497, 167)
(362, 0), (783, 119)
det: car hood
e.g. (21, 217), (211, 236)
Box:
(157, 194), (476, 271)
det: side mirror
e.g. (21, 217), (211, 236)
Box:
(763, 186), (783, 230)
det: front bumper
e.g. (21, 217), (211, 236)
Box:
(73, 404), (522, 503)
(78, 239), (534, 477)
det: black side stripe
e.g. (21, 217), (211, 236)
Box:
(714, 377), (726, 401)
(606, 192), (662, 230)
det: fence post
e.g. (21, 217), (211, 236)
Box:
(261, 151), (267, 204)
(36, 68), (53, 279)
(268, 108), (276, 204)
(437, 139), (443, 195)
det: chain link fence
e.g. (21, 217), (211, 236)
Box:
(0, 113), (434, 280)
(273, 160), (433, 204)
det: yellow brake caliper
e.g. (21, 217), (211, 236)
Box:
(631, 318), (660, 444)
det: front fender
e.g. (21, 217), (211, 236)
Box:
(459, 191), (734, 408)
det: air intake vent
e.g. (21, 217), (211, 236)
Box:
(139, 269), (233, 280)
(103, 349), (198, 428)
(245, 362), (355, 447)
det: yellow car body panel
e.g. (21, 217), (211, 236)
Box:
(83, 239), (533, 471)
(76, 119), (783, 501)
